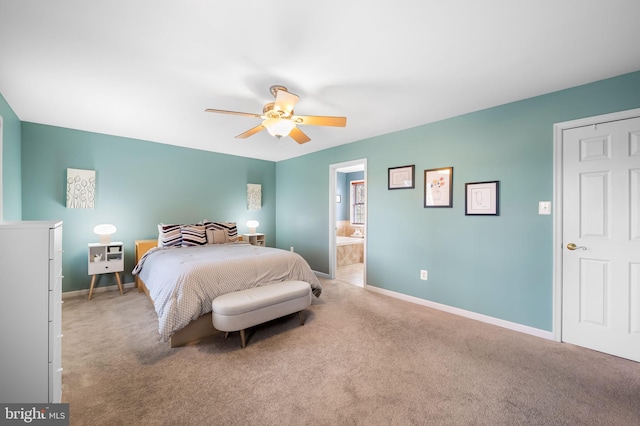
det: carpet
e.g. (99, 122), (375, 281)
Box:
(61, 278), (640, 425)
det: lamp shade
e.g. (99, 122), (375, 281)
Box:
(246, 220), (259, 234)
(263, 118), (296, 138)
(94, 224), (116, 244)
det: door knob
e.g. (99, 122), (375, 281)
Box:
(566, 243), (586, 251)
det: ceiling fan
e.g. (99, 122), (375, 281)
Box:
(205, 85), (347, 144)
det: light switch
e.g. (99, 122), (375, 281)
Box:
(538, 201), (551, 215)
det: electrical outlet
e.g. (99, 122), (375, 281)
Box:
(538, 201), (551, 215)
(420, 270), (428, 281)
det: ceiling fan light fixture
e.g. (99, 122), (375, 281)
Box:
(263, 118), (296, 138)
(206, 85), (346, 144)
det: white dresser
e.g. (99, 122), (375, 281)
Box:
(0, 221), (63, 403)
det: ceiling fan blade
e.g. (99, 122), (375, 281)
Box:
(273, 89), (299, 116)
(292, 115), (347, 127)
(289, 127), (311, 144)
(235, 124), (265, 139)
(205, 108), (262, 119)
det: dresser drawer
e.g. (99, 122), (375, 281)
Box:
(48, 360), (63, 403)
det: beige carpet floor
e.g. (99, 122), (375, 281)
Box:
(61, 278), (640, 425)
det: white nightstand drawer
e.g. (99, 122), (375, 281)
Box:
(88, 259), (123, 275)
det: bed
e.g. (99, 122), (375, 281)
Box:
(133, 233), (322, 347)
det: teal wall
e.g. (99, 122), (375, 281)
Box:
(276, 70), (640, 332)
(9, 70), (640, 331)
(0, 93), (22, 220)
(21, 123), (275, 292)
(336, 171), (364, 221)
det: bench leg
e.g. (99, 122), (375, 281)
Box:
(298, 311), (305, 326)
(240, 329), (247, 348)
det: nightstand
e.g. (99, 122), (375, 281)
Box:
(88, 241), (124, 300)
(243, 233), (266, 246)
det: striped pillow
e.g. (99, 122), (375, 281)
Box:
(181, 224), (207, 247)
(158, 224), (182, 247)
(202, 221), (238, 243)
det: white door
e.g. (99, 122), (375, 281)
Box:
(562, 116), (640, 362)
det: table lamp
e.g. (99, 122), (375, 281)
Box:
(246, 220), (259, 234)
(94, 224), (117, 244)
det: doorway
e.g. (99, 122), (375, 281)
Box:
(554, 108), (640, 362)
(329, 159), (367, 287)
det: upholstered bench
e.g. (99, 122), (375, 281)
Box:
(211, 280), (312, 348)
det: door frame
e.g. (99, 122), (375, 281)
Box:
(552, 107), (640, 341)
(0, 115), (3, 221)
(329, 158), (367, 283)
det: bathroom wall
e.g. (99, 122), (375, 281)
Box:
(336, 220), (363, 237)
(336, 170), (365, 237)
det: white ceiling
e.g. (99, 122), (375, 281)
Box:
(1, 1), (639, 162)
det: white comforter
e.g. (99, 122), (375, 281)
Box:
(134, 243), (322, 341)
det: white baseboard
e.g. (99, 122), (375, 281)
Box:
(69, 277), (552, 340)
(314, 270), (330, 279)
(366, 284), (554, 340)
(62, 281), (137, 300)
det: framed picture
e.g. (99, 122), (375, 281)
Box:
(388, 165), (415, 189)
(465, 181), (499, 215)
(247, 183), (261, 211)
(66, 168), (96, 209)
(424, 167), (453, 207)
